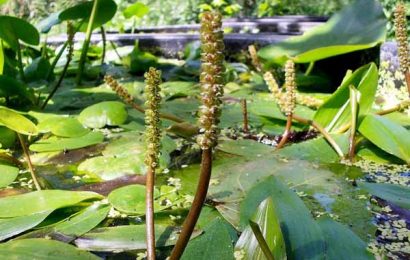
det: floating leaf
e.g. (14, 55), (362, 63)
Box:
(0, 211), (52, 241)
(29, 131), (104, 152)
(359, 182), (410, 209)
(0, 126), (16, 148)
(236, 198), (286, 260)
(0, 16), (40, 49)
(75, 225), (200, 252)
(59, 0), (117, 29)
(0, 190), (102, 218)
(358, 115), (410, 164)
(258, 0), (386, 64)
(123, 2), (149, 19)
(317, 217), (373, 260)
(0, 106), (38, 135)
(314, 63), (378, 132)
(0, 239), (100, 259)
(78, 101), (128, 129)
(37, 117), (90, 138)
(218, 139), (274, 157)
(108, 184), (164, 215)
(0, 164), (19, 188)
(182, 219), (234, 260)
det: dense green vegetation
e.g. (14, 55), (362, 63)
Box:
(0, 0), (409, 259)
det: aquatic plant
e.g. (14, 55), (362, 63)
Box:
(170, 11), (225, 259)
(394, 2), (410, 94)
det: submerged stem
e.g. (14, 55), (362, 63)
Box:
(17, 134), (41, 191)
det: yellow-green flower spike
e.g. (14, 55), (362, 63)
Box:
(284, 60), (296, 116)
(104, 75), (134, 105)
(394, 2), (410, 74)
(263, 71), (286, 110)
(144, 67), (162, 169)
(197, 11), (225, 150)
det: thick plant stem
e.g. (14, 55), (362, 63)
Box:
(16, 42), (25, 81)
(276, 114), (293, 149)
(348, 86), (359, 161)
(17, 134), (41, 191)
(406, 71), (410, 95)
(100, 26), (106, 65)
(249, 221), (275, 260)
(145, 168), (155, 259)
(76, 0), (99, 86)
(292, 114), (344, 157)
(169, 149), (212, 260)
(241, 98), (249, 133)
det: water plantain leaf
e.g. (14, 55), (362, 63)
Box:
(0, 211), (52, 241)
(29, 131), (104, 152)
(37, 117), (90, 138)
(240, 176), (326, 260)
(0, 16), (40, 49)
(37, 12), (61, 34)
(358, 114), (410, 164)
(0, 164), (19, 188)
(258, 0), (386, 64)
(313, 63), (378, 133)
(0, 190), (103, 218)
(181, 218), (234, 260)
(0, 238), (100, 259)
(235, 197), (286, 260)
(108, 184), (165, 215)
(0, 41), (3, 75)
(24, 56), (52, 82)
(59, 0), (117, 30)
(0, 75), (35, 103)
(358, 182), (410, 209)
(0, 106), (38, 135)
(75, 225), (200, 252)
(0, 126), (16, 149)
(317, 217), (374, 260)
(78, 101), (128, 129)
(123, 2), (149, 19)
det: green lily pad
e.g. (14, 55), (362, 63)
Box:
(0, 190), (102, 218)
(29, 131), (104, 152)
(258, 0), (386, 64)
(0, 164), (19, 188)
(217, 139), (274, 157)
(74, 225), (200, 252)
(182, 218), (234, 260)
(358, 115), (410, 164)
(78, 101), (128, 129)
(108, 184), (164, 215)
(38, 117), (90, 138)
(0, 16), (40, 49)
(0, 211), (52, 241)
(59, 0), (117, 30)
(0, 239), (100, 259)
(0, 106), (38, 136)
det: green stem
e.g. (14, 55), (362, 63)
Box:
(305, 61), (315, 76)
(76, 0), (99, 86)
(17, 134), (41, 191)
(16, 42), (26, 81)
(100, 26), (106, 65)
(348, 85), (359, 161)
(47, 42), (68, 81)
(249, 221), (275, 260)
(145, 167), (156, 260)
(109, 41), (122, 60)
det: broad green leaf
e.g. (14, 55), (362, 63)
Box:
(24, 57), (52, 82)
(78, 101), (128, 129)
(358, 115), (410, 164)
(54, 202), (110, 237)
(0, 126), (16, 148)
(0, 16), (40, 49)
(317, 217), (373, 260)
(0, 190), (102, 218)
(314, 63), (378, 132)
(29, 131), (104, 152)
(124, 44), (158, 74)
(75, 225), (200, 252)
(0, 40), (3, 75)
(258, 0), (386, 64)
(182, 219), (234, 260)
(236, 198), (286, 260)
(38, 117), (89, 138)
(108, 184), (164, 215)
(217, 139), (274, 157)
(240, 176), (326, 259)
(123, 2), (149, 19)
(0, 75), (35, 103)
(59, 0), (117, 29)
(0, 106), (38, 135)
(0, 239), (100, 259)
(359, 182), (410, 209)
(37, 12), (61, 34)
(0, 211), (52, 241)
(0, 164), (19, 188)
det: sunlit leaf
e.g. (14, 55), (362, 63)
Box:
(123, 2), (149, 19)
(78, 101), (128, 129)
(0, 16), (40, 49)
(37, 117), (90, 138)
(0, 164), (19, 188)
(0, 106), (38, 135)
